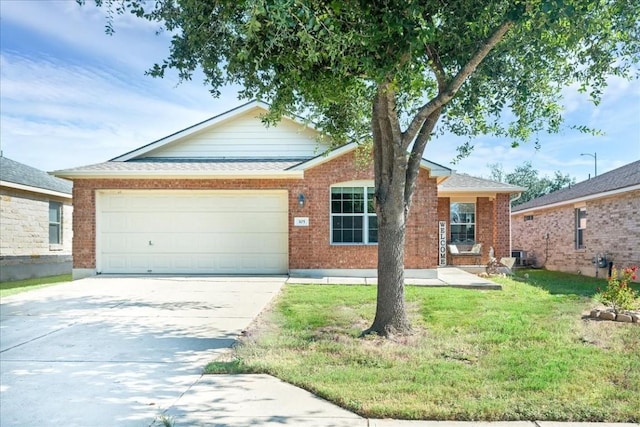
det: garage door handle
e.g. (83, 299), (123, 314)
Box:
(148, 241), (153, 246)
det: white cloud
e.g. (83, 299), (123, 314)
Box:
(0, 0), (170, 72)
(0, 50), (242, 171)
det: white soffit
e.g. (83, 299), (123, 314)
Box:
(0, 180), (72, 199)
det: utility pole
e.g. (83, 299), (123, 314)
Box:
(580, 152), (597, 177)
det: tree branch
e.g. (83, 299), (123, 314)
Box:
(402, 20), (514, 146)
(425, 44), (447, 93)
(404, 108), (442, 212)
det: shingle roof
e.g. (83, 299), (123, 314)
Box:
(439, 173), (525, 193)
(56, 158), (307, 174)
(512, 160), (640, 212)
(0, 156), (72, 195)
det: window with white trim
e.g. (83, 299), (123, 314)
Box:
(330, 187), (377, 244)
(450, 202), (475, 243)
(575, 207), (586, 249)
(49, 201), (62, 245)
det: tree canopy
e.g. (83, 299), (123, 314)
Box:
(89, 0), (639, 147)
(85, 0), (640, 335)
(488, 161), (576, 205)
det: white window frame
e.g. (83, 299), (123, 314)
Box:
(330, 185), (377, 245)
(49, 201), (62, 245)
(575, 206), (587, 250)
(450, 201), (476, 243)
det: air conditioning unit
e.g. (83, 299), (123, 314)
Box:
(511, 250), (527, 266)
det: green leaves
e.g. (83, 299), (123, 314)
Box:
(488, 161), (576, 205)
(85, 0), (639, 151)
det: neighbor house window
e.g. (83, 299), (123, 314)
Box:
(575, 207), (586, 249)
(331, 187), (377, 244)
(49, 201), (62, 244)
(450, 202), (475, 243)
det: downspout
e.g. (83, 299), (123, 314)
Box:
(509, 192), (522, 257)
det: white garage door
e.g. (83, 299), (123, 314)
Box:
(97, 190), (288, 274)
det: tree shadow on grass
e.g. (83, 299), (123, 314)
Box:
(514, 268), (609, 297)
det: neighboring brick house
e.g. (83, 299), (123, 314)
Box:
(1, 156), (73, 281)
(511, 160), (640, 278)
(53, 101), (522, 280)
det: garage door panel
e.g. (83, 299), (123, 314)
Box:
(102, 213), (129, 231)
(102, 233), (158, 252)
(102, 232), (288, 254)
(241, 254), (287, 272)
(102, 254), (149, 272)
(101, 234), (129, 252)
(103, 256), (127, 270)
(98, 191), (288, 274)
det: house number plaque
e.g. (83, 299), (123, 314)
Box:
(294, 217), (309, 227)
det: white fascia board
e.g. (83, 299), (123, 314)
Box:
(293, 143), (453, 176)
(440, 186), (526, 195)
(420, 159), (452, 177)
(50, 170), (304, 180)
(113, 100), (317, 162)
(289, 143), (357, 171)
(0, 180), (72, 199)
(511, 183), (640, 215)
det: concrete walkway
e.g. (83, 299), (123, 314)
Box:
(288, 267), (501, 290)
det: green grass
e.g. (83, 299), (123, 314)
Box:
(0, 274), (72, 298)
(207, 269), (640, 422)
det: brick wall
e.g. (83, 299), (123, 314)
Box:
(493, 193), (512, 260)
(436, 194), (512, 265)
(512, 190), (640, 277)
(476, 197), (494, 263)
(0, 187), (72, 257)
(71, 150), (441, 272)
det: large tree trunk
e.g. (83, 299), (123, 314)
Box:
(364, 85), (412, 336)
(367, 196), (411, 335)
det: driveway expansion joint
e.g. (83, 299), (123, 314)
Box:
(0, 323), (76, 354)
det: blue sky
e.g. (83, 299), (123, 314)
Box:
(1, 1), (639, 182)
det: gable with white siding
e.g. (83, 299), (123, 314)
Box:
(146, 109), (324, 159)
(115, 102), (328, 161)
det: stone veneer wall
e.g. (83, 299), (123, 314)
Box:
(0, 187), (72, 281)
(511, 189), (640, 278)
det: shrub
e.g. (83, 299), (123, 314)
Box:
(595, 266), (639, 313)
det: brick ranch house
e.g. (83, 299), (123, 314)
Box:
(511, 160), (640, 278)
(1, 155), (73, 281)
(53, 101), (523, 280)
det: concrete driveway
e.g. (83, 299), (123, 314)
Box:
(0, 276), (285, 426)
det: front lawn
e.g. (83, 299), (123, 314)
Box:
(207, 269), (640, 422)
(0, 274), (72, 298)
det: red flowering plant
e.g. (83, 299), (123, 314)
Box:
(595, 265), (639, 314)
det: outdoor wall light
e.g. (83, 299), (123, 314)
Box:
(298, 193), (306, 207)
